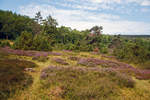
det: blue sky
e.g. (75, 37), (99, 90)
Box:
(1, 0), (150, 35)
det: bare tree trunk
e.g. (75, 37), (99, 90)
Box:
(6, 35), (8, 40)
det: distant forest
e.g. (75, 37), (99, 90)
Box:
(121, 35), (150, 38)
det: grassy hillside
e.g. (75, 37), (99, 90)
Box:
(0, 47), (150, 100)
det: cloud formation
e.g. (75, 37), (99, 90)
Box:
(18, 0), (150, 35)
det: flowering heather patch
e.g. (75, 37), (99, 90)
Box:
(63, 50), (72, 53)
(40, 66), (116, 77)
(115, 72), (135, 88)
(77, 58), (97, 67)
(40, 66), (60, 79)
(49, 52), (62, 56)
(0, 58), (37, 99)
(90, 52), (100, 55)
(101, 54), (116, 59)
(32, 56), (49, 62)
(41, 65), (135, 85)
(77, 58), (133, 69)
(77, 57), (150, 80)
(109, 65), (150, 80)
(1, 47), (150, 80)
(40, 66), (135, 99)
(69, 56), (80, 61)
(39, 66), (117, 99)
(0, 47), (62, 57)
(0, 47), (37, 56)
(52, 58), (69, 65)
(134, 69), (150, 80)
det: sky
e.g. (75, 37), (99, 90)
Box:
(0, 0), (150, 35)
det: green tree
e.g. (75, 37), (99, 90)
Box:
(0, 10), (33, 39)
(42, 15), (58, 34)
(33, 34), (52, 51)
(90, 26), (103, 35)
(34, 11), (43, 24)
(13, 31), (33, 50)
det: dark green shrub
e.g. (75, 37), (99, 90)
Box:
(13, 31), (33, 50)
(64, 43), (76, 50)
(32, 56), (49, 62)
(32, 34), (52, 51)
(79, 44), (93, 51)
(100, 46), (108, 54)
(113, 39), (150, 64)
(0, 40), (10, 47)
(13, 32), (52, 51)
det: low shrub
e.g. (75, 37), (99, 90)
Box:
(69, 56), (79, 61)
(93, 47), (99, 52)
(100, 46), (108, 54)
(13, 31), (33, 50)
(32, 34), (52, 51)
(53, 58), (69, 65)
(0, 50), (9, 59)
(139, 61), (150, 69)
(64, 43), (76, 50)
(77, 58), (97, 67)
(135, 69), (150, 80)
(40, 66), (135, 100)
(13, 31), (52, 51)
(0, 40), (10, 47)
(115, 73), (135, 88)
(32, 56), (49, 62)
(77, 58), (134, 70)
(113, 39), (150, 64)
(0, 58), (37, 99)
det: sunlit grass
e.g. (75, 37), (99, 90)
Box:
(3, 50), (150, 100)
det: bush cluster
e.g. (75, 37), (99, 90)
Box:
(0, 40), (10, 47)
(113, 38), (150, 64)
(32, 56), (49, 62)
(13, 31), (52, 51)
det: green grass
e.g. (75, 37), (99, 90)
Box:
(0, 50), (150, 100)
(138, 61), (150, 69)
(39, 66), (135, 100)
(32, 56), (49, 62)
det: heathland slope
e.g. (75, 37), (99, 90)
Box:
(0, 47), (150, 100)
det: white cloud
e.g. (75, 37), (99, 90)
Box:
(89, 0), (121, 4)
(60, 3), (99, 10)
(86, 0), (150, 6)
(19, 3), (150, 35)
(141, 0), (150, 6)
(19, 4), (55, 18)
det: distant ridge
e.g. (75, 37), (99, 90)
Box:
(120, 35), (150, 38)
